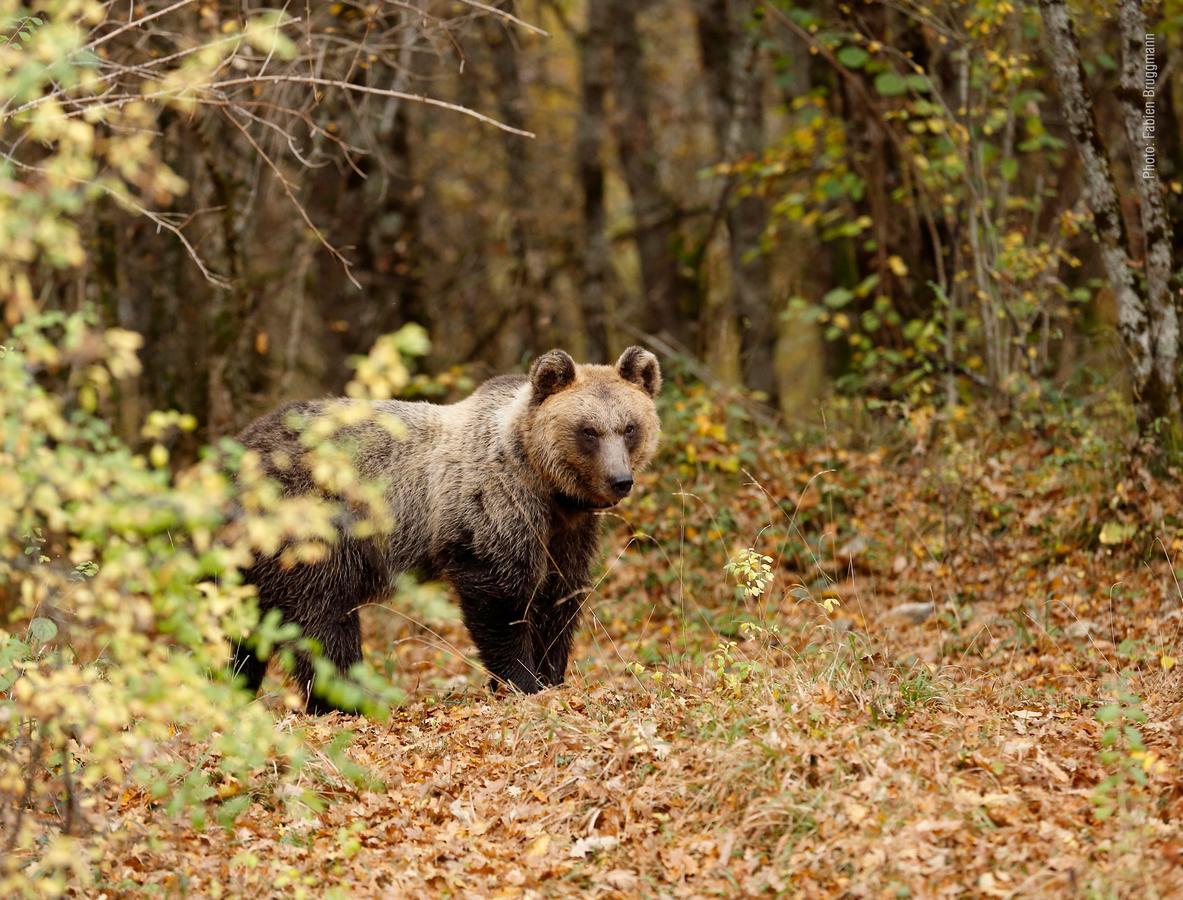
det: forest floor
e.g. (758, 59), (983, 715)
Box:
(95, 395), (1183, 898)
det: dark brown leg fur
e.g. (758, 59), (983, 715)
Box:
(444, 544), (545, 694)
(531, 595), (583, 687)
(238, 533), (387, 714)
(231, 638), (268, 694)
(457, 591), (544, 694)
(293, 609), (363, 714)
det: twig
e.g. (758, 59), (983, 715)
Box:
(116, 193), (231, 289)
(83, 0), (199, 53)
(213, 73), (535, 137)
(0, 147), (229, 288)
(456, 0), (550, 37)
(222, 107), (361, 289)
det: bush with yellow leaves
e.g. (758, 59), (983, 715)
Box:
(0, 309), (420, 896)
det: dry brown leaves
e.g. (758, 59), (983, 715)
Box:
(93, 428), (1183, 897)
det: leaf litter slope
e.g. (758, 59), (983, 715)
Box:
(103, 414), (1183, 897)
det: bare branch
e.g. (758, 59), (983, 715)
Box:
(83, 0), (199, 53)
(212, 73), (535, 137)
(222, 107), (361, 289)
(454, 0), (550, 37)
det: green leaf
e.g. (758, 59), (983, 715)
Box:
(837, 47), (868, 69)
(823, 287), (854, 309)
(853, 273), (880, 297)
(217, 793), (253, 828)
(1123, 724), (1145, 749)
(72, 49), (101, 68)
(28, 617), (57, 643)
(1095, 704), (1121, 723)
(1099, 521), (1136, 545)
(874, 72), (908, 97)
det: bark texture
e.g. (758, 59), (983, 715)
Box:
(605, 0), (700, 349)
(695, 0), (774, 396)
(1039, 0), (1179, 435)
(1117, 0), (1180, 421)
(577, 0), (612, 359)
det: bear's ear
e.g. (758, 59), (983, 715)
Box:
(615, 346), (662, 398)
(530, 349), (577, 402)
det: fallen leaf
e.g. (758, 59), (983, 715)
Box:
(570, 835), (619, 859)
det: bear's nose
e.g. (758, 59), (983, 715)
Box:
(610, 475), (634, 497)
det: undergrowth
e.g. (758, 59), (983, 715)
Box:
(4, 314), (1183, 895)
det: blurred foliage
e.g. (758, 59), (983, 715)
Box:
(0, 1), (295, 320)
(0, 11), (443, 890)
(742, 1), (1117, 405)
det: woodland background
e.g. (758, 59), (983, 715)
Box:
(10, 0), (1183, 441)
(4, 1), (1183, 896)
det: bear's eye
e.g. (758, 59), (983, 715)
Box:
(624, 423), (637, 437)
(580, 427), (598, 440)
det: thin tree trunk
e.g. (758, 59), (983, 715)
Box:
(695, 0), (773, 396)
(576, 0), (612, 359)
(695, 0), (731, 140)
(725, 2), (773, 397)
(1117, 0), (1180, 421)
(483, 6), (548, 350)
(605, 0), (699, 349)
(1039, 0), (1166, 434)
(199, 120), (263, 437)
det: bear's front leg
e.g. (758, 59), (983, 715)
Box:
(531, 593), (584, 687)
(457, 592), (544, 694)
(444, 546), (549, 694)
(292, 609), (365, 714)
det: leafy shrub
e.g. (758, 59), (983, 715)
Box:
(0, 311), (419, 895)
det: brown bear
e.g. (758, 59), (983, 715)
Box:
(232, 346), (661, 712)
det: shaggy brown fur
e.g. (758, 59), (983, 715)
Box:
(233, 347), (661, 712)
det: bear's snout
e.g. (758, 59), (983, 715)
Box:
(610, 474), (634, 498)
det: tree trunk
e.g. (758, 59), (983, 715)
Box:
(198, 119), (265, 437)
(576, 0), (612, 360)
(605, 0), (699, 350)
(695, 0), (773, 396)
(1117, 0), (1180, 422)
(483, 5), (549, 351)
(1039, 0), (1178, 438)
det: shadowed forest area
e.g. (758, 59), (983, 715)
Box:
(4, 1), (1183, 896)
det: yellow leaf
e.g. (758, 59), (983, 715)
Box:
(149, 444), (169, 469)
(1162, 655), (1176, 671)
(525, 834), (550, 858)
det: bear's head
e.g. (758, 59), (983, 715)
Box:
(523, 346), (661, 509)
